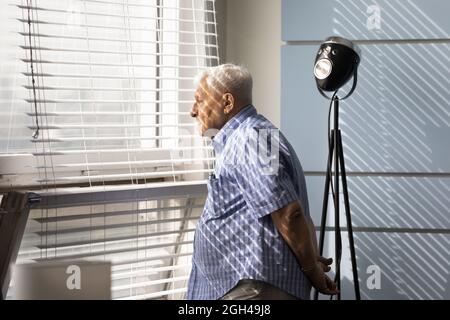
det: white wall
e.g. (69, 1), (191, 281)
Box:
(217, 0), (282, 126)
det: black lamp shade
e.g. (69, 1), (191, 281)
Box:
(314, 37), (360, 92)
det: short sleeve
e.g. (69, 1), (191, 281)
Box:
(229, 128), (299, 219)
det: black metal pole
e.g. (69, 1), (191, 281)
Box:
(337, 130), (361, 300)
(333, 97), (342, 300)
(314, 130), (334, 300)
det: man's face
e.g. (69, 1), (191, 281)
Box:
(191, 76), (228, 136)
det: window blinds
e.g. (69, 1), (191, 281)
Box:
(2, 0), (218, 300)
(17, 0), (218, 187)
(7, 183), (206, 300)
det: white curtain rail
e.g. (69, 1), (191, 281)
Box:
(26, 111), (191, 116)
(19, 32), (219, 48)
(17, 5), (217, 25)
(35, 168), (214, 183)
(33, 204), (204, 223)
(117, 287), (187, 300)
(17, 19), (218, 37)
(70, 0), (215, 13)
(32, 146), (212, 156)
(28, 123), (196, 129)
(21, 60), (203, 70)
(112, 276), (189, 291)
(36, 229), (197, 249)
(35, 158), (216, 168)
(35, 215), (201, 237)
(20, 46), (217, 59)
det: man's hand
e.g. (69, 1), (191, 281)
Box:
(304, 263), (339, 295)
(271, 202), (338, 295)
(318, 256), (332, 272)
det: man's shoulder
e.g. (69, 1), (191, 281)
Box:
(243, 113), (277, 129)
(231, 114), (278, 139)
(227, 115), (291, 151)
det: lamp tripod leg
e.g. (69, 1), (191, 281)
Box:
(315, 97), (360, 300)
(314, 129), (335, 300)
(337, 130), (361, 300)
(333, 99), (342, 301)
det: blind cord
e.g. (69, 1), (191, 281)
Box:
(26, 0), (40, 139)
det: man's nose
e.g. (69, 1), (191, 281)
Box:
(190, 103), (198, 118)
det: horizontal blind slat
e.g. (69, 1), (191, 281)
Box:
(112, 264), (191, 280)
(31, 136), (207, 142)
(32, 146), (213, 156)
(20, 46), (217, 59)
(32, 204), (204, 223)
(17, 5), (216, 25)
(112, 275), (189, 291)
(35, 229), (197, 249)
(17, 19), (218, 36)
(26, 111), (191, 116)
(21, 61), (201, 70)
(28, 123), (196, 129)
(19, 32), (218, 48)
(32, 240), (194, 261)
(33, 250), (194, 263)
(35, 169), (214, 183)
(116, 287), (187, 300)
(35, 215), (201, 236)
(34, 158), (215, 169)
(47, 0), (215, 13)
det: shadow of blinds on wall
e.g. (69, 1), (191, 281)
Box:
(5, 0), (219, 299)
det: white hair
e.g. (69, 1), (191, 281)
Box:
(194, 63), (253, 103)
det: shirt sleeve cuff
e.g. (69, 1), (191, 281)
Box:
(249, 190), (298, 219)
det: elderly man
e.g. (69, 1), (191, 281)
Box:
(187, 64), (338, 300)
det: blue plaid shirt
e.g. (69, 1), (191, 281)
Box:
(187, 105), (311, 300)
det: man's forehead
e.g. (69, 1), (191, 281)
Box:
(196, 77), (210, 95)
(198, 76), (225, 97)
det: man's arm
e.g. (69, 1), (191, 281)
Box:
(306, 215), (332, 272)
(271, 201), (338, 295)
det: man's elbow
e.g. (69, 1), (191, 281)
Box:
(271, 201), (304, 228)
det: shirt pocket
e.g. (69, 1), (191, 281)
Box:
(205, 176), (246, 220)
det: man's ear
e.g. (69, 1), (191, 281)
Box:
(222, 93), (235, 115)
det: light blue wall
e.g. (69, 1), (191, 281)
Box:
(281, 0), (450, 299)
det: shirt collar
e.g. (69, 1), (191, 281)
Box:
(211, 104), (256, 155)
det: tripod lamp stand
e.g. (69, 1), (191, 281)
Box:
(312, 36), (361, 300)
